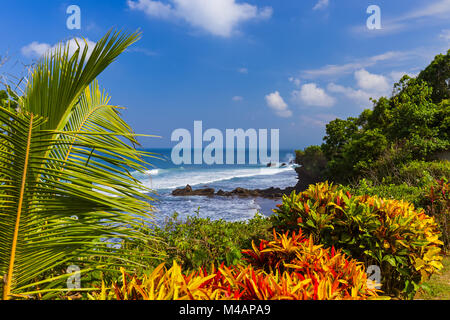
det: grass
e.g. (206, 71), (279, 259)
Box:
(415, 255), (450, 300)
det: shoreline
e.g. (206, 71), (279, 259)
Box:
(170, 184), (298, 218)
(171, 184), (298, 199)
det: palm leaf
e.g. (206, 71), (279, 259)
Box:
(0, 30), (162, 300)
(22, 29), (141, 132)
(0, 106), (159, 299)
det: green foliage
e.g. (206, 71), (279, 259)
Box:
(421, 179), (450, 252)
(295, 145), (327, 178)
(0, 87), (19, 111)
(322, 117), (359, 161)
(129, 211), (273, 271)
(0, 31), (162, 300)
(348, 162), (449, 252)
(341, 129), (388, 176)
(294, 145), (328, 189)
(271, 182), (444, 299)
(415, 256), (450, 300)
(394, 160), (449, 185)
(364, 160), (450, 188)
(417, 49), (450, 103)
(89, 231), (381, 301)
(346, 179), (425, 209)
(299, 50), (450, 184)
(388, 77), (438, 141)
(436, 99), (450, 142)
(334, 76), (448, 182)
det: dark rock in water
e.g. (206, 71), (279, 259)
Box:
(280, 163), (287, 167)
(172, 185), (215, 196)
(172, 184), (297, 199)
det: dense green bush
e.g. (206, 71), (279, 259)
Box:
(294, 145), (327, 189)
(295, 51), (450, 185)
(365, 159), (449, 187)
(395, 161), (450, 185)
(295, 145), (327, 178)
(271, 182), (444, 299)
(417, 49), (450, 103)
(346, 179), (425, 209)
(145, 211), (273, 270)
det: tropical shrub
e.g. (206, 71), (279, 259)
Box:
(347, 179), (425, 209)
(239, 230), (380, 300)
(348, 178), (449, 252)
(87, 262), (227, 300)
(132, 211), (273, 270)
(421, 179), (449, 252)
(388, 160), (449, 187)
(271, 182), (444, 298)
(88, 230), (380, 300)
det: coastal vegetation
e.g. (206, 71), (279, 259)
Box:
(0, 30), (162, 300)
(271, 182), (443, 299)
(294, 50), (450, 254)
(0, 30), (448, 300)
(89, 230), (380, 300)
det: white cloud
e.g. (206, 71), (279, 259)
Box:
(301, 51), (407, 79)
(21, 42), (52, 57)
(292, 83), (335, 107)
(327, 69), (392, 107)
(313, 0), (329, 11)
(288, 76), (301, 87)
(21, 38), (96, 59)
(238, 67), (248, 74)
(300, 113), (338, 128)
(327, 83), (373, 106)
(127, 0), (174, 18)
(127, 0), (273, 37)
(354, 69), (390, 94)
(265, 91), (292, 117)
(389, 71), (417, 82)
(398, 0), (450, 22)
(232, 95), (243, 101)
(440, 29), (450, 41)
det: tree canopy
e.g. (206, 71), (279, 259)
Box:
(297, 49), (450, 184)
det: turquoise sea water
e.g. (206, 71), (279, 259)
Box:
(133, 149), (298, 225)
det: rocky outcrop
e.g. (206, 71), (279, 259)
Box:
(170, 160), (314, 199)
(171, 184), (215, 196)
(172, 185), (297, 199)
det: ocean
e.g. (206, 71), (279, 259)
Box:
(134, 149), (299, 225)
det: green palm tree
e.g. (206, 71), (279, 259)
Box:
(0, 30), (161, 299)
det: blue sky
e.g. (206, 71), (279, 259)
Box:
(0, 0), (449, 149)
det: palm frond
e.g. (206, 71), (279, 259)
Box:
(0, 106), (159, 299)
(22, 29), (141, 132)
(0, 30), (162, 300)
